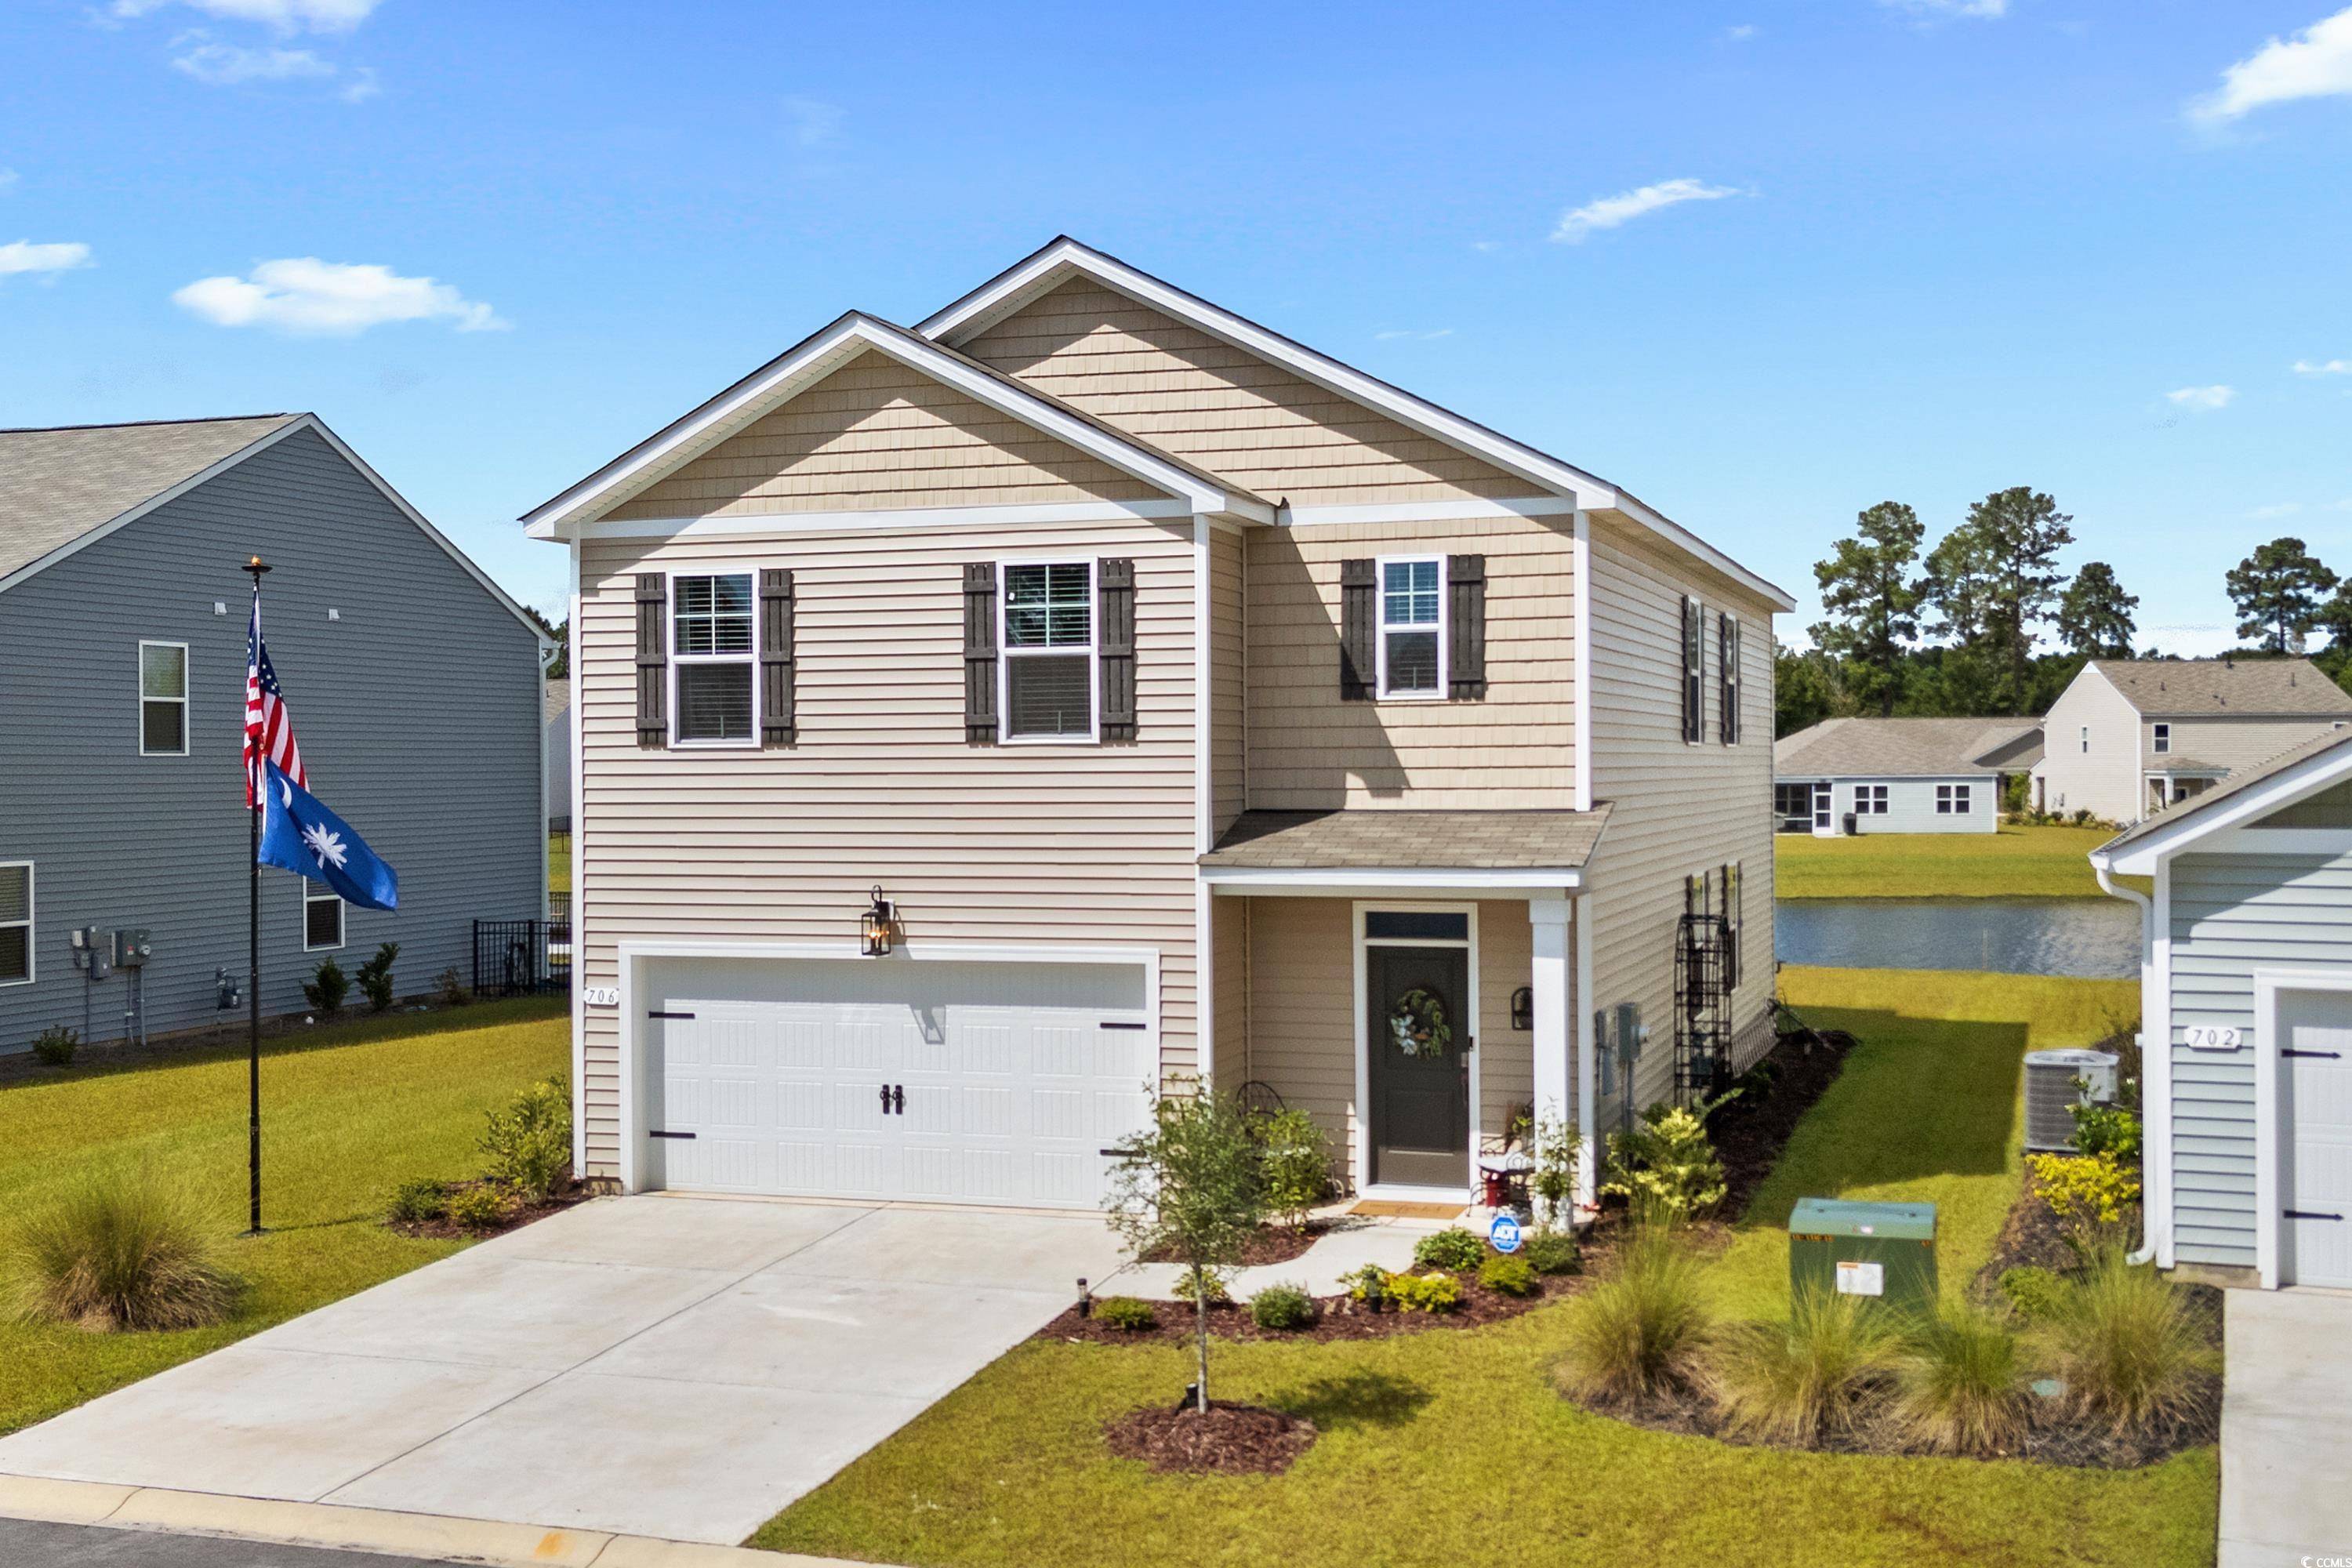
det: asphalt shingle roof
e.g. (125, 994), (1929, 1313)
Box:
(1773, 717), (2043, 779)
(2100, 724), (2352, 851)
(0, 415), (300, 582)
(2091, 658), (2352, 717)
(1201, 807), (1612, 871)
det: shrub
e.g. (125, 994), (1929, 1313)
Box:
(1520, 1227), (1581, 1276)
(355, 942), (400, 1013)
(303, 957), (348, 1015)
(1998, 1265), (2069, 1323)
(1413, 1227), (1486, 1272)
(1253, 1106), (1332, 1231)
(2028, 1151), (2140, 1246)
(385, 1176), (452, 1224)
(481, 1074), (572, 1200)
(1891, 1300), (2029, 1455)
(1527, 1114), (1584, 1227)
(12, 1167), (239, 1331)
(1601, 1097), (1734, 1220)
(1384, 1270), (1464, 1314)
(434, 966), (470, 1007)
(2044, 1250), (2216, 1436)
(1341, 1262), (1390, 1306)
(1250, 1281), (1318, 1330)
(1555, 1220), (1711, 1404)
(447, 1185), (510, 1231)
(1094, 1295), (1159, 1331)
(31, 1026), (78, 1068)
(2067, 1098), (2142, 1162)
(1478, 1254), (1537, 1298)
(1711, 1287), (1894, 1445)
(1175, 1263), (1232, 1307)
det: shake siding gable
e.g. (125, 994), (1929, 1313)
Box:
(956, 279), (1528, 507)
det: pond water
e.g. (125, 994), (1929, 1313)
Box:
(1775, 897), (2140, 979)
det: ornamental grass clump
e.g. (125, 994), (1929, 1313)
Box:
(1555, 1218), (1711, 1405)
(2045, 1249), (2216, 1436)
(12, 1167), (239, 1332)
(1710, 1286), (1894, 1446)
(1891, 1300), (2030, 1455)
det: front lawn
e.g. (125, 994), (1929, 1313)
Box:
(0, 997), (568, 1436)
(755, 966), (2209, 1568)
(1775, 823), (2128, 900)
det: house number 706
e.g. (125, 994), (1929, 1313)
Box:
(582, 986), (619, 1007)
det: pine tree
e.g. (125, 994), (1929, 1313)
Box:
(2226, 538), (2338, 653)
(1958, 488), (2074, 714)
(2056, 561), (2140, 659)
(1809, 502), (1926, 716)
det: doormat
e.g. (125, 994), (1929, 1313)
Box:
(1348, 1200), (1467, 1221)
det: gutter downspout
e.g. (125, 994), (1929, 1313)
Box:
(2092, 854), (2159, 1266)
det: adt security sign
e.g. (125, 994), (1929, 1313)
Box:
(1489, 1214), (1523, 1254)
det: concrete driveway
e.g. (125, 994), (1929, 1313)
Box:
(0, 1196), (1124, 1547)
(2220, 1287), (2352, 1566)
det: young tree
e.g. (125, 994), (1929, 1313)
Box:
(1774, 644), (1843, 737)
(1961, 488), (2074, 714)
(1809, 502), (1926, 716)
(2056, 561), (2140, 659)
(2227, 538), (2339, 654)
(1103, 1082), (1268, 1413)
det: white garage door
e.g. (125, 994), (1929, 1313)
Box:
(2281, 987), (2352, 1290)
(639, 955), (1155, 1210)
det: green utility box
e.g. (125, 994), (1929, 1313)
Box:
(1788, 1198), (1937, 1316)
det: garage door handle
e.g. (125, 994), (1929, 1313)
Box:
(2285, 1210), (2343, 1221)
(2282, 1049), (2342, 1058)
(648, 1130), (696, 1140)
(1099, 1021), (1146, 1031)
(891, 1084), (905, 1116)
(648, 1011), (695, 1020)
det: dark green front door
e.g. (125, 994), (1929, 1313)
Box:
(1367, 944), (1471, 1188)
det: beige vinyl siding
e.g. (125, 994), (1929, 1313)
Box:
(1584, 514), (1779, 1116)
(573, 517), (1198, 1178)
(1478, 905), (1534, 1152)
(604, 348), (1163, 522)
(2033, 667), (2141, 822)
(957, 279), (1526, 507)
(1210, 523), (1247, 836)
(1243, 515), (1578, 809)
(1211, 895), (1249, 1088)
(2154, 717), (2347, 775)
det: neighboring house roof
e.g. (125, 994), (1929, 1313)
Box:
(2089, 657), (2352, 717)
(1200, 807), (1612, 871)
(1773, 717), (2043, 779)
(2144, 755), (2227, 774)
(543, 681), (570, 724)
(0, 414), (300, 583)
(0, 413), (550, 645)
(2096, 724), (2352, 861)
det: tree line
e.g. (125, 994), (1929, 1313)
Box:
(1777, 492), (2352, 736)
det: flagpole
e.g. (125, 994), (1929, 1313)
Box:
(245, 556), (270, 1238)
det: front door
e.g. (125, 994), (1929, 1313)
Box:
(2281, 987), (2352, 1290)
(1367, 944), (1471, 1188)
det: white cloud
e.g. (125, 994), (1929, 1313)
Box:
(339, 64), (378, 101)
(1879, 0), (2007, 18)
(111, 0), (380, 34)
(1374, 328), (1453, 341)
(172, 258), (506, 334)
(2294, 357), (2352, 376)
(2249, 502), (2303, 520)
(781, 96), (843, 147)
(172, 42), (333, 83)
(0, 169), (17, 194)
(2166, 384), (2236, 410)
(1552, 179), (1742, 243)
(0, 240), (93, 276)
(1470, 239), (1503, 253)
(1723, 23), (1758, 41)
(2190, 5), (2352, 124)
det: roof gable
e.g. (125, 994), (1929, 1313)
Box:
(2088, 657), (2352, 717)
(1773, 716), (2042, 779)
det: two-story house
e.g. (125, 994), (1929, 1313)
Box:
(526, 239), (1791, 1214)
(0, 414), (550, 1053)
(2033, 658), (2352, 825)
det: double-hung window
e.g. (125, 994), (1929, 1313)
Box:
(2152, 723), (2170, 755)
(1858, 784), (1889, 815)
(1936, 783), (1972, 815)
(671, 573), (756, 745)
(1377, 557), (1444, 698)
(2079, 725), (2089, 755)
(303, 885), (344, 951)
(1002, 561), (1095, 739)
(140, 641), (188, 756)
(0, 862), (30, 985)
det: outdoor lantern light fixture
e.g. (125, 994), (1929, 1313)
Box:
(860, 886), (898, 956)
(1510, 985), (1534, 1032)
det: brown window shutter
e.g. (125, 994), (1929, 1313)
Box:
(1681, 595), (1703, 743)
(963, 561), (998, 744)
(1338, 558), (1374, 701)
(1446, 554), (1486, 700)
(760, 568), (795, 746)
(1098, 557), (1136, 742)
(1719, 612), (1740, 746)
(635, 573), (667, 747)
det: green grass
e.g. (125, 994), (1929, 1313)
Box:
(0, 997), (567, 1435)
(755, 966), (2205, 1568)
(549, 832), (571, 901)
(1774, 824), (2139, 901)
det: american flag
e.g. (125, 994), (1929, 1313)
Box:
(245, 590), (305, 807)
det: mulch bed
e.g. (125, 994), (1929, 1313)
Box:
(1709, 1025), (1857, 1221)
(1142, 1221), (1327, 1269)
(1045, 1271), (1587, 1347)
(1104, 1399), (1319, 1476)
(384, 1177), (595, 1240)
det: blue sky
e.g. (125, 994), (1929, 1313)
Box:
(4, 0), (2349, 651)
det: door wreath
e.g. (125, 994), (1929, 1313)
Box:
(1388, 987), (1454, 1058)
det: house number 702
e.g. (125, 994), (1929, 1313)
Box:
(2183, 1025), (2241, 1051)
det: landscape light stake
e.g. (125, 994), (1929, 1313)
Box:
(245, 554), (270, 1238)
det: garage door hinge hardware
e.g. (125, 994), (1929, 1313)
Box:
(2281, 1048), (2342, 1058)
(647, 1010), (696, 1019)
(648, 1130), (697, 1140)
(880, 1084), (905, 1115)
(1099, 1020), (1146, 1030)
(2285, 1210), (2343, 1221)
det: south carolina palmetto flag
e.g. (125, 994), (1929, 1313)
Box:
(244, 588), (306, 807)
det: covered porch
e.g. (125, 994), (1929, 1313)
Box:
(1199, 808), (1610, 1215)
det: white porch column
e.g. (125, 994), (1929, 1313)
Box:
(1573, 889), (1597, 1214)
(1530, 895), (1572, 1224)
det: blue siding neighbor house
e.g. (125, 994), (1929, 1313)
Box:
(0, 414), (551, 1054)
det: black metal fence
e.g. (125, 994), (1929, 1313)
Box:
(473, 917), (571, 998)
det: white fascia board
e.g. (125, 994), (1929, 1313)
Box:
(522, 314), (1243, 539)
(2098, 742), (2352, 875)
(1203, 866), (1586, 892)
(919, 238), (1793, 608)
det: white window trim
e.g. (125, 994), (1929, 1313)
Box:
(138, 640), (190, 757)
(1859, 784), (1889, 815)
(667, 568), (760, 750)
(1374, 554), (1448, 702)
(0, 861), (31, 988)
(1351, 900), (1480, 1201)
(997, 556), (1100, 746)
(2252, 969), (2352, 1290)
(2152, 723), (2171, 756)
(303, 884), (346, 953)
